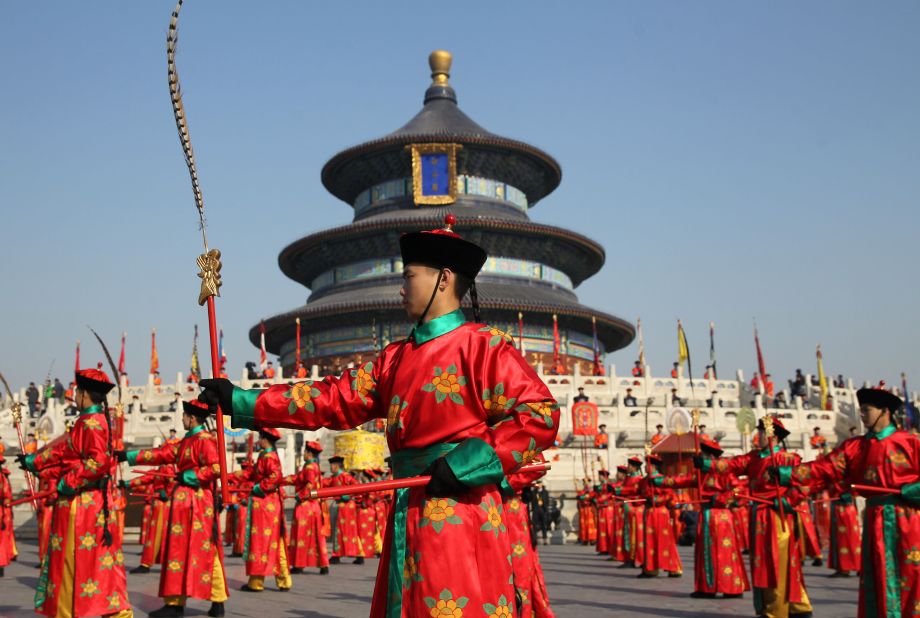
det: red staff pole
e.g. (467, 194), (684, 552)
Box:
(691, 409), (703, 501)
(205, 297), (231, 503)
(308, 462), (552, 500)
(763, 416), (786, 533)
(850, 484), (900, 496)
(10, 488), (56, 508)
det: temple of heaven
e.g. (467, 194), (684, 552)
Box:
(249, 50), (635, 375)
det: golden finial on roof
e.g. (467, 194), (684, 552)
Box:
(429, 50), (452, 87)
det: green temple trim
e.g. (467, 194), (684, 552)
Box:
(410, 308), (466, 345)
(230, 387), (261, 430)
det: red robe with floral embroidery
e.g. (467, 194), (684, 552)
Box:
(238, 448), (287, 577)
(659, 472), (750, 594)
(226, 315), (559, 618)
(323, 470), (361, 557)
(127, 426), (227, 601)
(594, 486), (613, 554)
(286, 460), (328, 568)
(506, 464), (555, 618)
(615, 473), (645, 565)
(129, 465), (174, 568)
(357, 488), (379, 557)
(781, 429), (920, 618)
(26, 406), (132, 616)
(707, 447), (808, 607)
(635, 473), (681, 573)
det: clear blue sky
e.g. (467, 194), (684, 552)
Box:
(1, 1), (917, 391)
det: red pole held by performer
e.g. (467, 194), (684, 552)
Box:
(691, 408), (703, 501)
(763, 415), (786, 533)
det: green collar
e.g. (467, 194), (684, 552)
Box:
(304, 458), (316, 464)
(759, 445), (781, 458)
(185, 424), (205, 439)
(410, 308), (466, 345)
(80, 404), (103, 416)
(867, 424), (897, 441)
(261, 446), (275, 454)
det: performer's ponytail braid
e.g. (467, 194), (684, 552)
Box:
(101, 397), (113, 547)
(469, 281), (481, 323)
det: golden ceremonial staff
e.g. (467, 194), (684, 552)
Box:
(0, 372), (39, 512)
(166, 0), (230, 503)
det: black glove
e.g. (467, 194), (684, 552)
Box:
(113, 450), (128, 463)
(425, 457), (468, 497)
(117, 480), (129, 489)
(198, 378), (235, 415)
(15, 453), (28, 470)
(692, 454), (705, 470)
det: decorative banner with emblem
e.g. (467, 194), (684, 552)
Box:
(409, 142), (462, 205)
(571, 401), (599, 436)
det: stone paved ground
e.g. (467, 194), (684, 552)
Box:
(0, 539), (858, 617)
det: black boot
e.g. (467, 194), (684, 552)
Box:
(330, 556), (341, 564)
(722, 593), (743, 598)
(319, 566), (329, 575)
(637, 571), (657, 578)
(353, 556), (365, 565)
(230, 552), (243, 558)
(0, 567), (4, 577)
(148, 605), (184, 617)
(239, 584), (263, 592)
(617, 561), (635, 569)
(130, 565), (151, 574)
(689, 591), (716, 598)
(811, 558), (823, 567)
(207, 602), (225, 617)
(668, 572), (682, 578)
(290, 567), (303, 574)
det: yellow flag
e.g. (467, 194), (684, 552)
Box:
(816, 345), (828, 409)
(677, 320), (689, 365)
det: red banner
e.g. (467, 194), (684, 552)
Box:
(571, 401), (599, 436)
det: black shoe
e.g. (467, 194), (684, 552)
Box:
(278, 587), (290, 592)
(811, 558), (823, 567)
(668, 572), (682, 578)
(207, 602), (225, 617)
(239, 584), (263, 592)
(829, 571), (851, 578)
(148, 605), (184, 617)
(617, 561), (635, 569)
(230, 552), (243, 558)
(353, 557), (365, 565)
(637, 571), (657, 578)
(330, 557), (341, 564)
(689, 591), (716, 598)
(290, 567), (303, 574)
(130, 565), (151, 574)
(0, 567), (4, 577)
(722, 593), (743, 598)
(319, 566), (329, 575)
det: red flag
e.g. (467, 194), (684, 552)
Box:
(75, 340), (80, 373)
(552, 314), (563, 373)
(118, 332), (126, 375)
(150, 328), (159, 375)
(295, 317), (303, 369)
(571, 401), (599, 436)
(259, 321), (267, 372)
(591, 316), (604, 376)
(754, 325), (767, 382)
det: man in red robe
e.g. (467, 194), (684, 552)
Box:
(700, 416), (812, 618)
(235, 428), (291, 592)
(286, 442), (329, 574)
(660, 439), (749, 598)
(630, 453), (681, 579)
(0, 462), (14, 577)
(20, 369), (132, 617)
(776, 383), (919, 617)
(117, 400), (229, 617)
(614, 457), (645, 569)
(199, 215), (559, 617)
(323, 455), (362, 563)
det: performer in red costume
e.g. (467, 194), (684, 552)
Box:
(357, 470), (380, 558)
(286, 441), (330, 575)
(613, 457), (645, 569)
(576, 479), (597, 545)
(199, 215), (559, 617)
(127, 464), (174, 574)
(700, 415), (812, 618)
(20, 368), (133, 617)
(607, 465), (628, 563)
(0, 461), (14, 577)
(630, 453), (681, 579)
(660, 438), (749, 598)
(118, 399), (229, 617)
(593, 470), (613, 555)
(324, 455), (362, 564)
(776, 383), (919, 617)
(234, 428), (291, 592)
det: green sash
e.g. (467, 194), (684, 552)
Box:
(863, 496), (903, 618)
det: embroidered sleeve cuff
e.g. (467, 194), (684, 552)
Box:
(126, 450), (140, 466)
(231, 387), (260, 430)
(56, 477), (77, 497)
(700, 459), (712, 473)
(777, 466), (793, 487)
(652, 476), (664, 487)
(444, 437), (505, 489)
(251, 484), (265, 498)
(24, 453), (37, 474)
(902, 482), (920, 506)
(179, 469), (200, 488)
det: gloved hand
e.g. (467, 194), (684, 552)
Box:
(15, 453), (28, 471)
(425, 457), (468, 498)
(177, 469), (200, 488)
(198, 378), (235, 415)
(113, 450), (128, 463)
(692, 454), (705, 470)
(117, 480), (129, 490)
